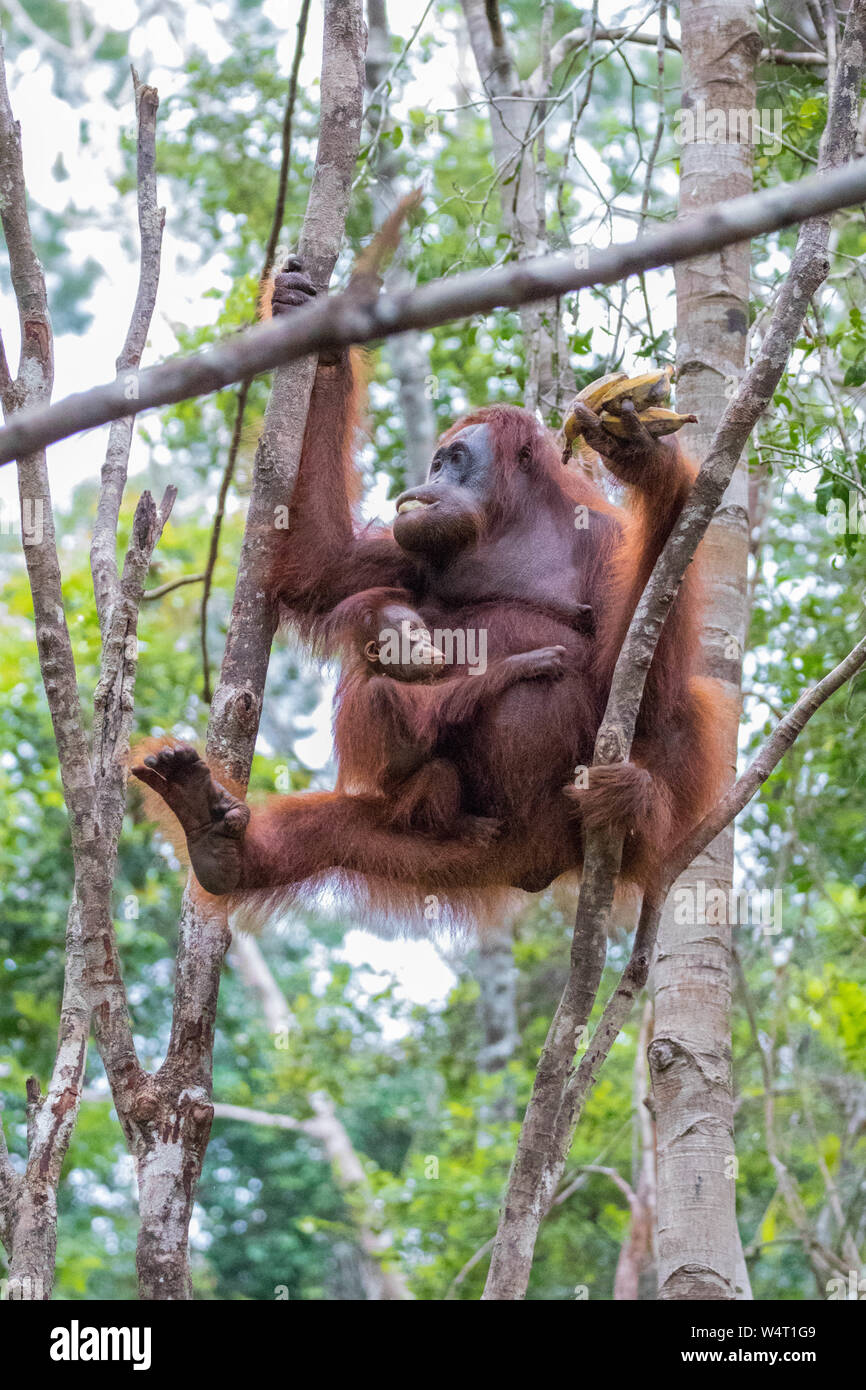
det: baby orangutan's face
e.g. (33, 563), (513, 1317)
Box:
(364, 603), (446, 683)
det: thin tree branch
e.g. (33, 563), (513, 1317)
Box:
(0, 58), (172, 1297)
(212, 1095), (412, 1299)
(131, 0), (367, 1303)
(199, 379), (250, 703)
(226, 933), (411, 1299)
(734, 950), (848, 1280)
(142, 571), (206, 600)
(3, 159), (866, 466)
(0, 43), (106, 1296)
(259, 0), (312, 293)
(564, 627), (866, 1191)
(212, 1101), (304, 1132)
(90, 70), (165, 631)
(530, 23), (828, 83)
(670, 634), (866, 877)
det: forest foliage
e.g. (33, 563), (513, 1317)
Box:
(0, 0), (865, 1299)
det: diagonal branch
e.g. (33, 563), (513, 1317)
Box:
(142, 571), (205, 600)
(570, 628), (866, 1122)
(3, 158), (866, 466)
(482, 0), (866, 1300)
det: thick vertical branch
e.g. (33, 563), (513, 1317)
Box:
(200, 0), (311, 701)
(86, 78), (169, 1130)
(132, 0), (367, 1302)
(0, 56), (166, 1298)
(653, 0), (759, 1303)
(206, 0), (366, 782)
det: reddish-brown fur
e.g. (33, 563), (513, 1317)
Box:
(134, 270), (728, 931)
(325, 585), (569, 842)
(232, 353), (726, 914)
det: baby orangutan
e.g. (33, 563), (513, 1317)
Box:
(325, 587), (568, 841)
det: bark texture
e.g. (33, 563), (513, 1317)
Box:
(654, 0), (759, 1302)
(0, 66), (169, 1299)
(132, 0), (367, 1299)
(4, 160), (866, 462)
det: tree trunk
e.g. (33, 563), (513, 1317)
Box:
(132, 0), (367, 1298)
(650, 0), (759, 1300)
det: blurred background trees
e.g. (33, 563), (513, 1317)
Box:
(1, 0), (865, 1298)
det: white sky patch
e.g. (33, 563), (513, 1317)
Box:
(292, 673), (337, 770)
(339, 929), (457, 1014)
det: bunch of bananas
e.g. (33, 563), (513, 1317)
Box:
(563, 367), (697, 458)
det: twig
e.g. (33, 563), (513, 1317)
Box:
(142, 571), (206, 600)
(734, 950), (848, 1279)
(199, 379), (250, 702)
(259, 0), (311, 294)
(528, 22), (828, 78)
(636, 0), (668, 341)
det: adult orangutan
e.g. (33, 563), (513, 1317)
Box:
(133, 260), (725, 927)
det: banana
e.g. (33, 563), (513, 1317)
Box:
(575, 370), (628, 410)
(639, 407), (697, 436)
(564, 372), (628, 445)
(594, 366), (673, 415)
(562, 367), (694, 461)
(598, 406), (697, 438)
